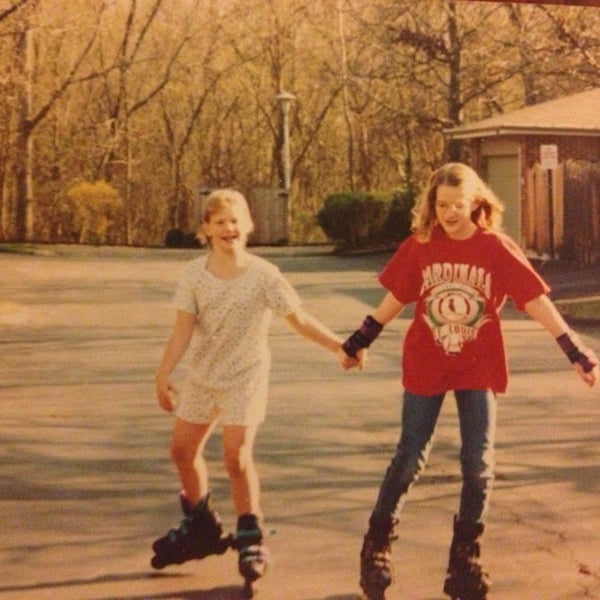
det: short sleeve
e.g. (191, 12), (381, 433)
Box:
(492, 233), (550, 310)
(264, 266), (302, 317)
(379, 236), (422, 304)
(172, 262), (199, 315)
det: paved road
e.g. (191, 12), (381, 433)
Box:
(1, 246), (599, 600)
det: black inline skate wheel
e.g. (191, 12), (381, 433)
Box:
(150, 554), (167, 570)
(242, 578), (256, 598)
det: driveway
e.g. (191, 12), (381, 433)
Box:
(0, 245), (599, 600)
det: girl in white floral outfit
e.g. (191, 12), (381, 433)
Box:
(151, 189), (346, 589)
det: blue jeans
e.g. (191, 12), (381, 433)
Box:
(370, 389), (497, 527)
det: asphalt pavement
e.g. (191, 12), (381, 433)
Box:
(0, 245), (599, 600)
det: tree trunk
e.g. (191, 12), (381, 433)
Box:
(446, 2), (463, 162)
(337, 0), (356, 190)
(13, 24), (34, 241)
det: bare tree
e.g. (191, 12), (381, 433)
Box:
(9, 0), (105, 240)
(505, 2), (600, 105)
(92, 0), (190, 242)
(0, 0), (29, 24)
(157, 1), (232, 232)
(2, 0), (600, 245)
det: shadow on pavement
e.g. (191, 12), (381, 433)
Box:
(307, 596), (362, 600)
(0, 571), (186, 594)
(95, 585), (247, 600)
(0, 570), (368, 600)
(307, 596), (443, 600)
(0, 573), (248, 600)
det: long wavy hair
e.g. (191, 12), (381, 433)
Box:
(411, 162), (504, 241)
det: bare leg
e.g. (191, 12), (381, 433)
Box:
(171, 418), (216, 505)
(222, 424), (261, 516)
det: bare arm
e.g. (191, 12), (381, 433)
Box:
(284, 308), (343, 354)
(524, 294), (598, 387)
(523, 294), (570, 337)
(156, 310), (196, 411)
(372, 291), (406, 325)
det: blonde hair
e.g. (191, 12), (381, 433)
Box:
(412, 162), (504, 241)
(199, 189), (254, 245)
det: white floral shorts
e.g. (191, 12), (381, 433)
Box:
(176, 378), (268, 426)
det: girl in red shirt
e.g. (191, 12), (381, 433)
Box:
(340, 163), (598, 600)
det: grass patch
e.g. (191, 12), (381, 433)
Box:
(555, 297), (600, 322)
(0, 243), (39, 254)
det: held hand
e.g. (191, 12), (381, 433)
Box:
(574, 348), (599, 388)
(337, 347), (355, 370)
(556, 332), (598, 388)
(339, 314), (382, 371)
(156, 372), (178, 412)
(355, 348), (367, 370)
(337, 346), (367, 370)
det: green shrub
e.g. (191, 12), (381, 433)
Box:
(289, 208), (329, 245)
(317, 191), (392, 250)
(317, 189), (415, 251)
(383, 188), (416, 243)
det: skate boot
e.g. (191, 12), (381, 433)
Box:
(443, 515), (490, 600)
(151, 492), (231, 569)
(359, 517), (397, 600)
(235, 513), (268, 598)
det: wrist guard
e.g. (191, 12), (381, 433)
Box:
(342, 315), (383, 358)
(556, 332), (596, 373)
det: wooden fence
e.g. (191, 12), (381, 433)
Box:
(525, 159), (600, 264)
(246, 187), (289, 245)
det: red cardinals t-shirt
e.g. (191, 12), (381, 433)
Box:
(379, 226), (549, 395)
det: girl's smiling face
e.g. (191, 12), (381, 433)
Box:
(202, 204), (250, 252)
(435, 184), (479, 240)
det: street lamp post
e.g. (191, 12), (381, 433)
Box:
(276, 91), (295, 191)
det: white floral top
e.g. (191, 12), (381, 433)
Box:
(173, 254), (301, 395)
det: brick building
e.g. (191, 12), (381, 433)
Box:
(446, 87), (600, 264)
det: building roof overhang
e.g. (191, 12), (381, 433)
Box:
(448, 126), (600, 140)
(446, 88), (600, 140)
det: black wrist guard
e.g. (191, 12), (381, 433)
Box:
(556, 332), (596, 373)
(342, 315), (383, 358)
